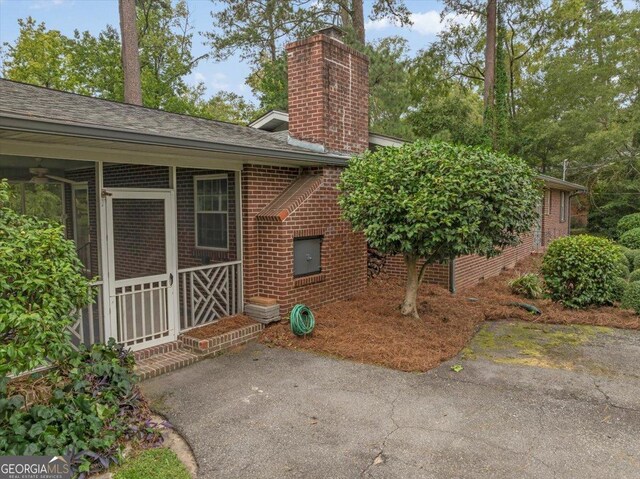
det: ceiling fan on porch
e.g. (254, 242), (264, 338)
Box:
(29, 167), (76, 185)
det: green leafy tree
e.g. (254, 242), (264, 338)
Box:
(196, 90), (258, 124)
(338, 141), (541, 318)
(0, 181), (93, 377)
(2, 1), (206, 115)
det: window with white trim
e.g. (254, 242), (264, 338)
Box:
(544, 189), (551, 215)
(560, 192), (566, 222)
(195, 175), (228, 249)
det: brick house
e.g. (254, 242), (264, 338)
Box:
(0, 27), (583, 351)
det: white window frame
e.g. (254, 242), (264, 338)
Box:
(194, 174), (229, 251)
(544, 189), (551, 215)
(560, 191), (566, 223)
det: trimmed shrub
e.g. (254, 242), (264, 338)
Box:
(0, 340), (165, 476)
(628, 250), (640, 271)
(0, 180), (93, 376)
(620, 227), (640, 249)
(620, 282), (640, 314)
(614, 261), (630, 280)
(617, 213), (640, 235)
(542, 235), (623, 308)
(612, 277), (628, 302)
(630, 270), (640, 283)
(508, 273), (544, 299)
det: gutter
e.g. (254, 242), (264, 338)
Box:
(0, 115), (350, 166)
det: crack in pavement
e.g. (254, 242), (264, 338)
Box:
(592, 378), (640, 414)
(361, 393), (401, 478)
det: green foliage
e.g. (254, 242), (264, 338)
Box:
(618, 247), (640, 271)
(0, 340), (163, 476)
(612, 277), (628, 302)
(619, 227), (640, 249)
(0, 180), (93, 377)
(2, 2), (209, 116)
(618, 213), (640, 236)
(338, 140), (541, 261)
(614, 259), (630, 280)
(112, 448), (191, 479)
(620, 282), (640, 314)
(629, 270), (640, 283)
(541, 235), (623, 308)
(508, 273), (544, 299)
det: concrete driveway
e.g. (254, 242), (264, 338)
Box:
(142, 321), (640, 479)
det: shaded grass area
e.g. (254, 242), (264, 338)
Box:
(461, 321), (612, 371)
(261, 255), (639, 372)
(112, 448), (191, 479)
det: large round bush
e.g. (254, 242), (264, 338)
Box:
(621, 282), (640, 314)
(620, 227), (640, 249)
(542, 235), (623, 308)
(630, 270), (640, 283)
(617, 213), (640, 235)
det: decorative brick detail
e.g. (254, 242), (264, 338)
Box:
(286, 30), (369, 155)
(243, 164), (368, 316)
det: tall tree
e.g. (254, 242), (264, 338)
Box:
(3, 2), (209, 115)
(119, 0), (142, 105)
(483, 0), (496, 113)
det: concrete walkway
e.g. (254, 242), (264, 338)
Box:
(142, 322), (640, 479)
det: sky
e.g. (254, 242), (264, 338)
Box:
(0, 0), (449, 103)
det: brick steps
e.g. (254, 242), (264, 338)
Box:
(134, 323), (265, 380)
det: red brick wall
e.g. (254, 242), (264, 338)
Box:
(286, 33), (369, 154)
(384, 256), (450, 288)
(542, 188), (569, 245)
(453, 234), (535, 290)
(243, 164), (367, 314)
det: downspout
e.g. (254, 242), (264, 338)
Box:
(449, 257), (456, 294)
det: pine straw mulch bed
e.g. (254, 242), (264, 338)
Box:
(260, 255), (640, 372)
(183, 314), (255, 340)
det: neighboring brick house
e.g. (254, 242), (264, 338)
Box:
(0, 26), (583, 352)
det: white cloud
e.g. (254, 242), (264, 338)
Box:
(365, 10), (471, 36)
(365, 18), (394, 31)
(30, 0), (69, 10)
(210, 72), (230, 91)
(194, 72), (206, 83)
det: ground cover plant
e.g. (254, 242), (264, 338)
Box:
(261, 255), (639, 372)
(0, 340), (166, 477)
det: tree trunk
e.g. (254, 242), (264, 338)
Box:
(119, 0), (143, 105)
(401, 254), (420, 319)
(483, 0), (497, 113)
(352, 0), (365, 45)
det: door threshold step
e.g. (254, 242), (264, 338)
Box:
(135, 347), (201, 381)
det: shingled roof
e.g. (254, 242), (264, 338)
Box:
(0, 79), (348, 164)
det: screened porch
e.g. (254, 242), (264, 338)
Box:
(0, 156), (244, 351)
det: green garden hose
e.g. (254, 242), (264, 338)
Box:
(290, 304), (315, 336)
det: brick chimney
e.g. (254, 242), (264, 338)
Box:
(286, 26), (369, 155)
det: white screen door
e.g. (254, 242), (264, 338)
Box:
(106, 189), (177, 350)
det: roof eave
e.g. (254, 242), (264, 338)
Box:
(0, 114), (350, 166)
(537, 174), (586, 192)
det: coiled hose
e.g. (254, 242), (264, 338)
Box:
(290, 304), (315, 336)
